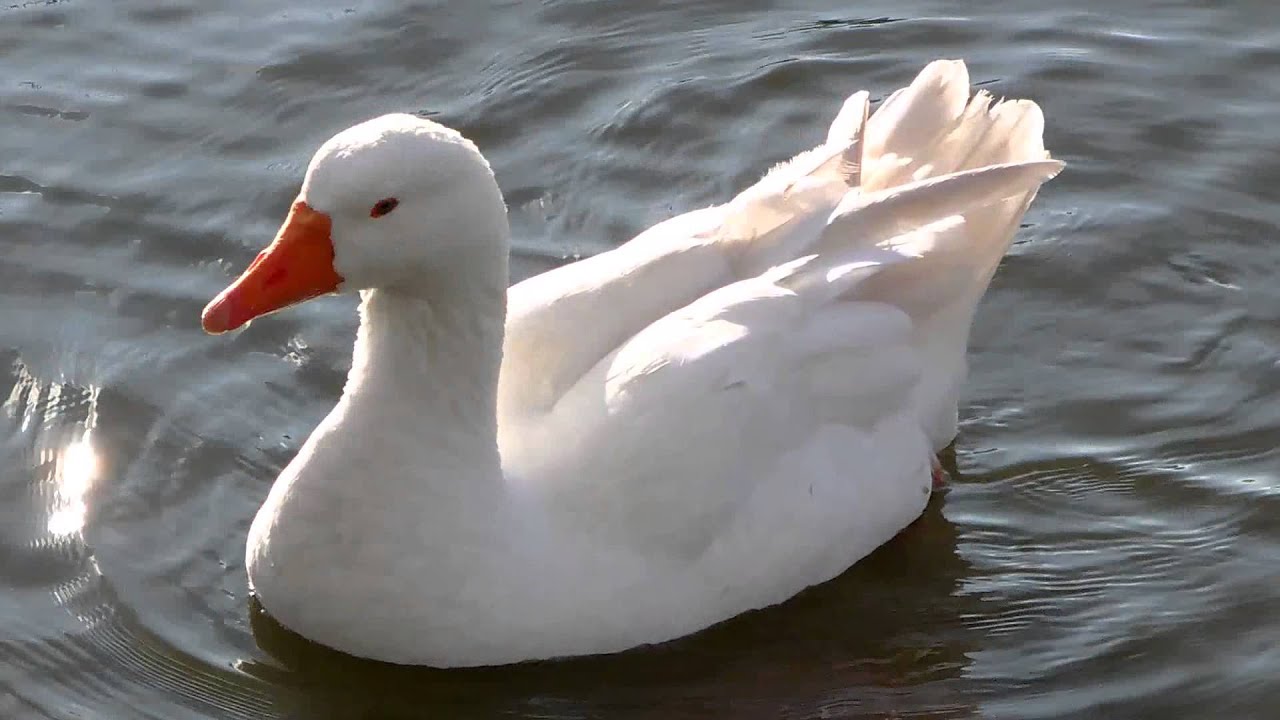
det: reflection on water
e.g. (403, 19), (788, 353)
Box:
(49, 416), (99, 539)
(3, 360), (100, 541)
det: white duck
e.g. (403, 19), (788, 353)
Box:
(202, 60), (1059, 667)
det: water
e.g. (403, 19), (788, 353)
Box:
(2, 1), (1278, 717)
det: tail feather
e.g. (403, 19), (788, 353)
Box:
(863, 59), (972, 191)
(816, 60), (1059, 448)
(957, 98), (1048, 170)
(822, 159), (1061, 256)
(862, 60), (1051, 191)
(828, 60), (1056, 326)
(825, 91), (870, 147)
(825, 91), (870, 187)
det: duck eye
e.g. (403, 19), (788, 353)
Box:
(370, 197), (399, 218)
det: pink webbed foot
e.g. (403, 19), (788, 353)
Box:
(930, 455), (950, 490)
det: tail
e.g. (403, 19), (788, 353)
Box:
(820, 59), (1060, 447)
(711, 59), (1058, 447)
(851, 59), (1054, 316)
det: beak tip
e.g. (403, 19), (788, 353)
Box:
(201, 298), (236, 335)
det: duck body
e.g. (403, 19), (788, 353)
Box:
(204, 60), (1060, 666)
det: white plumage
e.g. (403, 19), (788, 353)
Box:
(210, 60), (1060, 666)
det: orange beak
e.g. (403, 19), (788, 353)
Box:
(202, 201), (343, 334)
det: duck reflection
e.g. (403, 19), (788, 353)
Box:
(243, 450), (981, 719)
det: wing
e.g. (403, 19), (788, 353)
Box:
(496, 59), (1061, 558)
(501, 60), (1056, 432)
(498, 96), (871, 421)
(508, 246), (928, 557)
(504, 154), (1059, 558)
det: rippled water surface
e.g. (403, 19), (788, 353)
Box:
(3, 1), (1280, 718)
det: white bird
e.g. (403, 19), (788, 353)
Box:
(202, 59), (1060, 667)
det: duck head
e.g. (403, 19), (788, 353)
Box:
(202, 113), (506, 334)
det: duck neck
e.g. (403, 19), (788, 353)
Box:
(345, 261), (508, 498)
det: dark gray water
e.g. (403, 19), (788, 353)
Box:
(3, 1), (1279, 718)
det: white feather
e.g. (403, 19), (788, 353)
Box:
(228, 60), (1062, 666)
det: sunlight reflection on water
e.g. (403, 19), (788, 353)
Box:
(6, 362), (103, 539)
(48, 430), (98, 537)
